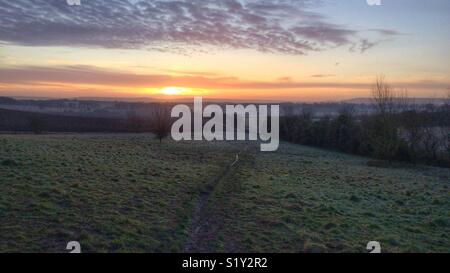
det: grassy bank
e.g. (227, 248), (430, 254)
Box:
(0, 134), (448, 252)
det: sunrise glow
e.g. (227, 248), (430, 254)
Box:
(0, 1), (448, 101)
(159, 87), (188, 96)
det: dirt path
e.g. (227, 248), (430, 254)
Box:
(183, 147), (247, 253)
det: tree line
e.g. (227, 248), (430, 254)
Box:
(280, 77), (450, 167)
(0, 105), (172, 144)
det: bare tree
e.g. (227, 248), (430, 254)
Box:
(369, 76), (408, 160)
(396, 88), (410, 112)
(372, 76), (395, 115)
(372, 76), (409, 114)
(151, 104), (172, 143)
(422, 126), (441, 160)
(401, 99), (423, 161)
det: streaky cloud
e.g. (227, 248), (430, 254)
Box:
(0, 0), (394, 55)
(0, 65), (448, 91)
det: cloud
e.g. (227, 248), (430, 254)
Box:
(277, 77), (293, 82)
(310, 74), (335, 78)
(0, 0), (393, 55)
(346, 28), (404, 54)
(0, 65), (448, 91)
(369, 28), (405, 37)
(349, 38), (382, 54)
(159, 69), (219, 77)
(358, 39), (380, 53)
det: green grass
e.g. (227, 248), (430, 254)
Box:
(210, 144), (450, 253)
(0, 134), (240, 252)
(0, 134), (448, 252)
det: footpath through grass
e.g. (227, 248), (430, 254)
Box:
(0, 135), (448, 252)
(0, 134), (239, 252)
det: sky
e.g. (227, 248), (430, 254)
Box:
(0, 0), (449, 102)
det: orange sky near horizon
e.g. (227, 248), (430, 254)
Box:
(0, 1), (449, 102)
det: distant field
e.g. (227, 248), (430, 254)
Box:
(0, 134), (448, 252)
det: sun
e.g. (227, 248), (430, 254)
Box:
(159, 87), (187, 96)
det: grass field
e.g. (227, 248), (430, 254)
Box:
(0, 134), (448, 253)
